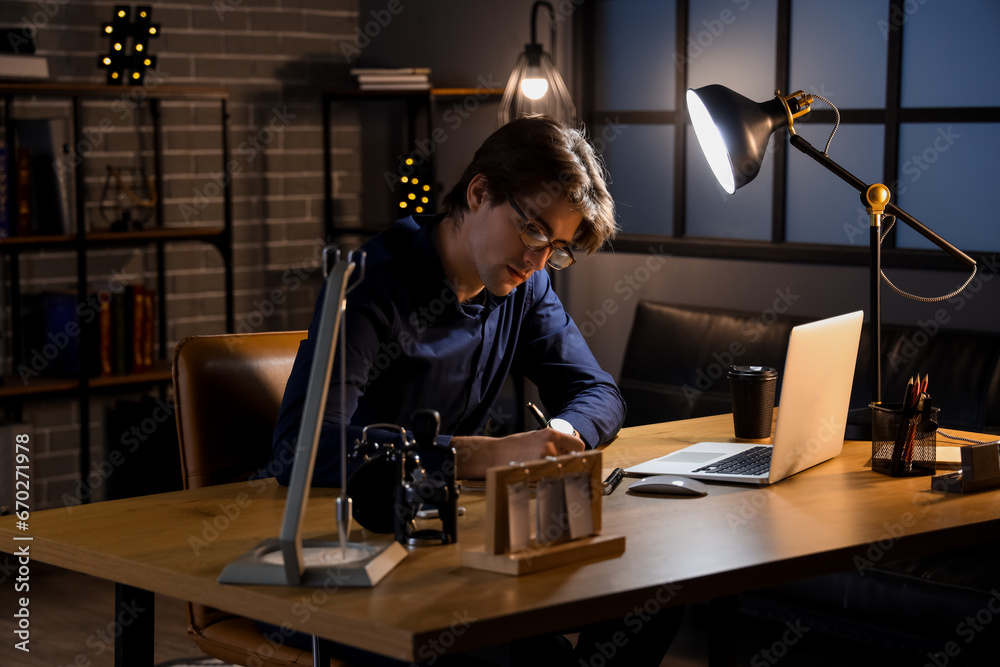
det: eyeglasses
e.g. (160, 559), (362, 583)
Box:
(506, 196), (576, 270)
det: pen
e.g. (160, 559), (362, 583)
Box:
(603, 468), (625, 495)
(527, 401), (548, 429)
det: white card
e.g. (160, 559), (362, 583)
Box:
(563, 471), (595, 539)
(536, 476), (569, 544)
(507, 481), (530, 552)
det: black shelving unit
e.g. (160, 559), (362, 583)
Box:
(0, 82), (234, 497)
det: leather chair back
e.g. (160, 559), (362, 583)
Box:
(174, 331), (305, 489)
(172, 331), (336, 666)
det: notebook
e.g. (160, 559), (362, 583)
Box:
(625, 310), (864, 486)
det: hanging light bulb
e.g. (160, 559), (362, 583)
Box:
(519, 45), (549, 100)
(498, 1), (576, 126)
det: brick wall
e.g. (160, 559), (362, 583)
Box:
(1, 0), (363, 508)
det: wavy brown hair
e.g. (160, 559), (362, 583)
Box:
(440, 115), (617, 254)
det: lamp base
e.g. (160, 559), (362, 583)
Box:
(218, 538), (407, 587)
(844, 407), (872, 441)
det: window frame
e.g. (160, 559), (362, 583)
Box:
(578, 0), (1000, 269)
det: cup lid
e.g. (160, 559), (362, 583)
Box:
(728, 365), (778, 379)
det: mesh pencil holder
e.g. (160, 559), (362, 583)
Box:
(871, 402), (939, 477)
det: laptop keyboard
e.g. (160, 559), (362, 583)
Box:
(692, 446), (772, 476)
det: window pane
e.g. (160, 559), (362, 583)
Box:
(786, 124), (885, 245)
(901, 0), (1000, 108)
(686, 0), (777, 100)
(593, 0), (677, 111)
(789, 0), (886, 108)
(600, 123), (674, 235)
(896, 123), (1000, 251)
(685, 132), (772, 240)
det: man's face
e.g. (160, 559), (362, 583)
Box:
(468, 190), (583, 296)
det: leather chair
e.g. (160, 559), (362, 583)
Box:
(173, 330), (346, 667)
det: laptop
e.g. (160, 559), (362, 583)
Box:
(625, 310), (864, 486)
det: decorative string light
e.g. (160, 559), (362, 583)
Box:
(98, 5), (160, 85)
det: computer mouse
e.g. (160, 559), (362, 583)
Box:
(628, 475), (708, 497)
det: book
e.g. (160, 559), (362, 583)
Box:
(15, 146), (30, 235)
(19, 291), (81, 377)
(110, 288), (130, 376)
(15, 119), (71, 235)
(351, 67), (432, 91)
(0, 140), (9, 238)
(350, 67), (431, 76)
(356, 75), (429, 84)
(0, 53), (49, 80)
(359, 82), (432, 91)
(97, 294), (112, 377)
(142, 288), (154, 371)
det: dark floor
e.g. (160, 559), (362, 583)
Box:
(0, 559), (944, 667)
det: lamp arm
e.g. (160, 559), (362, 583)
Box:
(788, 133), (976, 269)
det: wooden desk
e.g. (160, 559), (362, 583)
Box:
(3, 414), (999, 664)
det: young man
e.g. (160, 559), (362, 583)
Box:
(266, 115), (680, 666)
(271, 114), (626, 485)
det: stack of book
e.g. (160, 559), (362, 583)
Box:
(351, 67), (431, 91)
(19, 286), (156, 379)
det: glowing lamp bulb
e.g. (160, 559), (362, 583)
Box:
(520, 77), (548, 100)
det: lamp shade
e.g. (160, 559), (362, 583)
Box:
(498, 2), (577, 126)
(686, 85), (790, 194)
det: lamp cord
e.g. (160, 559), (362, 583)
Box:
(938, 430), (1000, 446)
(811, 94), (840, 156)
(878, 216), (979, 302)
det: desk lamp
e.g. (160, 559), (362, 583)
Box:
(498, 1), (577, 126)
(685, 85), (977, 437)
(219, 248), (407, 587)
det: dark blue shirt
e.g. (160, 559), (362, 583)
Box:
(270, 215), (625, 486)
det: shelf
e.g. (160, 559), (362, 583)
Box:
(0, 362), (172, 400)
(322, 87), (505, 98)
(0, 82), (229, 101)
(0, 226), (226, 251)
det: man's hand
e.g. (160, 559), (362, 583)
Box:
(452, 428), (585, 479)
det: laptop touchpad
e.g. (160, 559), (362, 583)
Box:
(662, 451), (722, 464)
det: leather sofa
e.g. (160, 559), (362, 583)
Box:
(619, 300), (1000, 660)
(619, 300), (1000, 434)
